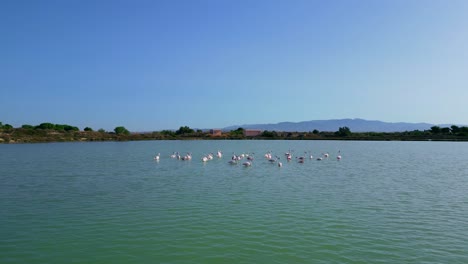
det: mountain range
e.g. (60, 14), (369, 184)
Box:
(222, 118), (457, 133)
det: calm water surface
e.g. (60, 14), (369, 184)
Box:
(1, 140), (468, 263)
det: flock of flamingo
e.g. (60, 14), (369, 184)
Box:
(153, 150), (342, 167)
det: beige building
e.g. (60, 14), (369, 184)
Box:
(244, 129), (262, 137)
(209, 129), (222, 136)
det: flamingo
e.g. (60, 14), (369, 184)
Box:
(337, 150), (342, 160)
(182, 153), (192, 160)
(278, 162), (282, 167)
(154, 153), (160, 161)
(216, 151), (222, 158)
(242, 161), (252, 167)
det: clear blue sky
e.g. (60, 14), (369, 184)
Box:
(1, 0), (467, 131)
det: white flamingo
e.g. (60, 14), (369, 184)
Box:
(182, 153), (192, 160)
(154, 153), (160, 161)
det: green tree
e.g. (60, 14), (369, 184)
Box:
(36, 123), (55, 130)
(54, 124), (65, 131)
(459, 126), (468, 136)
(451, 125), (460, 134)
(230, 127), (245, 136)
(176, 126), (194, 135)
(84, 127), (93, 132)
(63, 125), (79, 131)
(312, 129), (319, 134)
(3, 124), (13, 130)
(161, 130), (175, 136)
(261, 130), (277, 138)
(22, 124), (34, 129)
(114, 126), (130, 135)
(440, 127), (450, 134)
(336, 126), (351, 137)
(430, 126), (441, 134)
(98, 128), (106, 133)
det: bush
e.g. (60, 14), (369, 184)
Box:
(176, 126), (194, 135)
(114, 126), (130, 135)
(36, 123), (55, 130)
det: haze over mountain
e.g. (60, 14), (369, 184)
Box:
(223, 118), (455, 133)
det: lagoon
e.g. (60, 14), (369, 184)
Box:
(1, 140), (468, 263)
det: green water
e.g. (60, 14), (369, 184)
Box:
(1, 140), (468, 263)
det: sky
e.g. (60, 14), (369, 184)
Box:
(1, 0), (468, 131)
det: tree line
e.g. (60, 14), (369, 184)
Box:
(0, 122), (131, 134)
(1, 122), (468, 143)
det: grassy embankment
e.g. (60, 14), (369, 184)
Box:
(1, 123), (468, 143)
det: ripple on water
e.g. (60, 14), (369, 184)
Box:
(1, 141), (468, 263)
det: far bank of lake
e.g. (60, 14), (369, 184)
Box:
(2, 126), (468, 144)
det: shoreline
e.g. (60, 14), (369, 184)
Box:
(2, 136), (468, 144)
(2, 126), (468, 144)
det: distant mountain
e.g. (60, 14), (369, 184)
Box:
(223, 118), (440, 132)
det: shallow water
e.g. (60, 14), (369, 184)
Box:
(1, 140), (468, 263)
